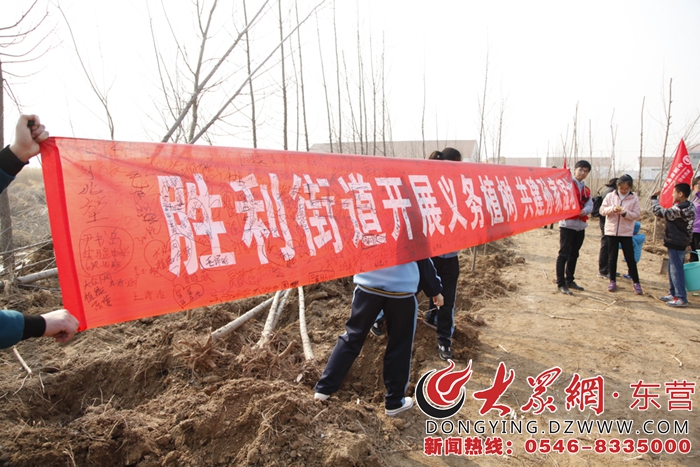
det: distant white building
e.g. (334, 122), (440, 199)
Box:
(501, 143), (700, 182)
(309, 140), (700, 182)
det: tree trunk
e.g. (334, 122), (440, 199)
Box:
(279, 0), (288, 150)
(243, 0), (258, 148)
(333, 0), (342, 153)
(638, 96), (645, 194)
(0, 60), (13, 280)
(315, 11), (333, 152)
(295, 2), (309, 152)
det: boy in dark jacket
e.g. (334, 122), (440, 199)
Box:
(314, 259), (443, 416)
(652, 184), (696, 307)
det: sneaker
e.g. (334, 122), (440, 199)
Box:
(667, 298), (689, 307)
(633, 283), (643, 295)
(659, 295), (675, 302)
(314, 392), (330, 401)
(370, 322), (385, 337)
(623, 274), (632, 280)
(438, 345), (452, 360)
(557, 285), (573, 295)
(607, 280), (617, 292)
(597, 272), (609, 279)
(567, 281), (584, 291)
(385, 397), (414, 416)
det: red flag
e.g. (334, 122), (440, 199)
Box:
(660, 139), (692, 208)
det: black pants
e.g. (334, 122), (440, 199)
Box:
(598, 219), (609, 275)
(428, 256), (460, 348)
(690, 232), (700, 262)
(608, 236), (639, 283)
(315, 288), (417, 410)
(556, 227), (586, 287)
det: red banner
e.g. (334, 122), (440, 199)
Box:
(40, 138), (578, 330)
(660, 139), (692, 208)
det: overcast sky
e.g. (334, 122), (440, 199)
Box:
(4, 0), (700, 169)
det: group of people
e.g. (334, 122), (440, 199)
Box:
(5, 117), (697, 419)
(555, 160), (697, 307)
(0, 115), (80, 349)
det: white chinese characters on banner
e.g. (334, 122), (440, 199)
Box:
(158, 171), (577, 275)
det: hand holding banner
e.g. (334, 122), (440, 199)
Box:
(660, 139), (693, 208)
(41, 138), (579, 330)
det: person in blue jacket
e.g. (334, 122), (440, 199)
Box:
(314, 259), (443, 416)
(0, 114), (80, 349)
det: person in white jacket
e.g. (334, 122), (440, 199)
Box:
(599, 174), (642, 294)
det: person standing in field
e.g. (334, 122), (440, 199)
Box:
(314, 260), (443, 416)
(423, 147), (463, 361)
(595, 178), (618, 278)
(652, 184), (696, 307)
(599, 174), (643, 294)
(555, 160), (593, 295)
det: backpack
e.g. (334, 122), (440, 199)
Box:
(591, 195), (604, 217)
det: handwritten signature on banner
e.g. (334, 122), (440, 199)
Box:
(41, 138), (580, 329)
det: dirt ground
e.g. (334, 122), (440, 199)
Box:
(1, 216), (699, 466)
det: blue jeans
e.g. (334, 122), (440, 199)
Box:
(668, 249), (687, 302)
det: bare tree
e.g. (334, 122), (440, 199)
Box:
(278, 0), (288, 150)
(638, 96), (645, 193)
(58, 5), (115, 139)
(0, 0), (50, 278)
(243, 0), (258, 148)
(476, 44), (491, 163)
(610, 109), (617, 177)
(150, 0), (278, 143)
(332, 0), (342, 152)
(660, 78), (673, 175)
(295, 2), (309, 151)
(355, 4), (365, 155)
(560, 125), (570, 168)
(187, 2), (326, 144)
(493, 96), (506, 164)
(421, 71), (426, 159)
(314, 10), (333, 152)
(380, 33), (388, 157)
(572, 102), (579, 163)
(588, 119), (593, 160)
(683, 114), (700, 147)
(368, 33), (378, 155)
(342, 52), (359, 154)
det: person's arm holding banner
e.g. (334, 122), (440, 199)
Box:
(0, 115), (49, 194)
(0, 115), (80, 349)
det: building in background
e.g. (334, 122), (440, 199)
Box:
(310, 140), (478, 161)
(309, 140), (700, 186)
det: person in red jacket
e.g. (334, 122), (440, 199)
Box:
(599, 174), (642, 294)
(555, 160), (593, 295)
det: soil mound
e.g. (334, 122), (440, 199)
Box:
(0, 245), (519, 466)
